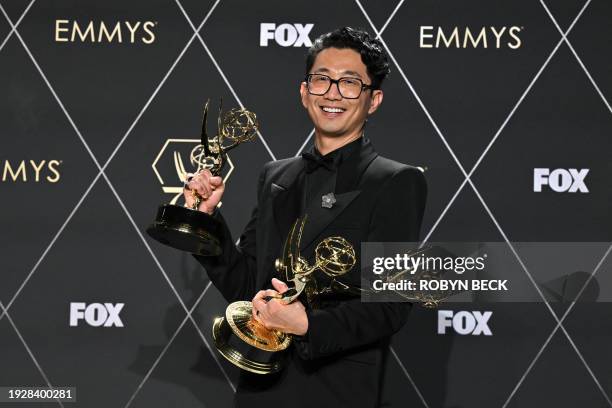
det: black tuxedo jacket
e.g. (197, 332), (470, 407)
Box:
(194, 139), (427, 407)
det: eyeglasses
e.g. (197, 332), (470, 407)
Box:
(304, 73), (373, 99)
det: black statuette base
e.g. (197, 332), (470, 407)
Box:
(146, 204), (222, 256)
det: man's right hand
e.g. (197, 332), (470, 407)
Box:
(183, 169), (225, 214)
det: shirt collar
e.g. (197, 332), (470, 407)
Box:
(307, 134), (365, 168)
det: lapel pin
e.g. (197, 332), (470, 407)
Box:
(321, 192), (336, 209)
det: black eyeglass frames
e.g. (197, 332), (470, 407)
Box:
(304, 73), (373, 99)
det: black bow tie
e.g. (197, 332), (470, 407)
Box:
(301, 151), (337, 173)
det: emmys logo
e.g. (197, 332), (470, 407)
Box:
(152, 139), (235, 205)
(260, 23), (313, 47)
(1, 159), (61, 183)
(69, 302), (124, 327)
(437, 310), (492, 335)
(419, 26), (522, 49)
(533, 168), (589, 193)
(55, 20), (157, 44)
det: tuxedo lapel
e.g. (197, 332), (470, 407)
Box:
(335, 137), (378, 193)
(271, 159), (305, 239)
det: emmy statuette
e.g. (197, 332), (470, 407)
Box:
(212, 216), (357, 374)
(147, 99), (258, 256)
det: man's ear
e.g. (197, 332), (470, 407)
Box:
(299, 82), (309, 109)
(367, 89), (383, 115)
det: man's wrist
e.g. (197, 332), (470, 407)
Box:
(293, 310), (309, 336)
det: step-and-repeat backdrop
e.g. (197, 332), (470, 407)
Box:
(1, 0), (611, 406)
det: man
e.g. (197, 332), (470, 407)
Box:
(185, 27), (427, 407)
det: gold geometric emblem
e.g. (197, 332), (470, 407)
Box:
(151, 138), (235, 205)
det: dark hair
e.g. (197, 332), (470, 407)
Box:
(305, 27), (390, 90)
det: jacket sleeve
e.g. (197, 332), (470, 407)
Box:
(192, 164), (268, 303)
(294, 166), (427, 359)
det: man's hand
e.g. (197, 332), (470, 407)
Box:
(251, 278), (309, 336)
(183, 169), (225, 214)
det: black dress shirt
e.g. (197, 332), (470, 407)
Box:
(300, 135), (364, 210)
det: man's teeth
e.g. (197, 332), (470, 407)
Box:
(322, 107), (344, 113)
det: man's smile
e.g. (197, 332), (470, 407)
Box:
(320, 105), (347, 117)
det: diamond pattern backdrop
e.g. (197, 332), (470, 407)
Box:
(1, 0), (611, 407)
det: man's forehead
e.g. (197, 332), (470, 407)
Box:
(313, 67), (364, 78)
(310, 48), (368, 78)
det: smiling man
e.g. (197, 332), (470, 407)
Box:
(186, 27), (427, 408)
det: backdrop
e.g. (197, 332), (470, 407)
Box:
(1, 0), (611, 407)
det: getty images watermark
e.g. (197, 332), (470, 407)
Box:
(359, 242), (610, 304)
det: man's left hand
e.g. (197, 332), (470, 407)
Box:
(251, 278), (309, 336)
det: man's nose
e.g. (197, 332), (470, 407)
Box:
(325, 81), (343, 100)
